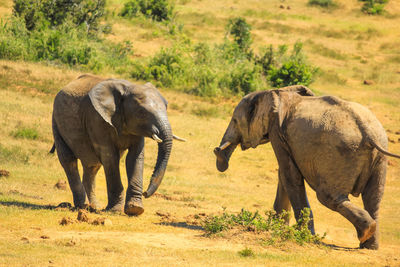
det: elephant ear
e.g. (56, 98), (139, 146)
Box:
(248, 92), (275, 147)
(88, 80), (127, 129)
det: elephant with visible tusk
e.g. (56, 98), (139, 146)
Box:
(51, 74), (185, 216)
(214, 85), (400, 249)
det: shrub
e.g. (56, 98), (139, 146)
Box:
(120, 0), (140, 18)
(268, 42), (318, 87)
(226, 17), (252, 54)
(120, 0), (174, 21)
(360, 0), (388, 15)
(308, 0), (337, 8)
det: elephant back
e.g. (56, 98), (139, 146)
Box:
(61, 74), (105, 97)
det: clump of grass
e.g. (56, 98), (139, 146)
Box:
(12, 127), (39, 140)
(203, 208), (325, 245)
(238, 247), (255, 257)
(0, 144), (30, 164)
(308, 0), (338, 9)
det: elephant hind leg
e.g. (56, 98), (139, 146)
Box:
(53, 123), (86, 208)
(82, 164), (101, 210)
(360, 157), (386, 250)
(317, 191), (376, 245)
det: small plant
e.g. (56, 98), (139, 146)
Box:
(238, 248), (255, 257)
(308, 0), (337, 8)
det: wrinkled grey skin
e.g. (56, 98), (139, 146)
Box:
(52, 74), (173, 216)
(214, 85), (400, 249)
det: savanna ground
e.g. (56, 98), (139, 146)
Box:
(0, 0), (400, 266)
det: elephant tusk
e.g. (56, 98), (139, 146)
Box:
(173, 135), (186, 142)
(152, 134), (163, 143)
(219, 141), (231, 150)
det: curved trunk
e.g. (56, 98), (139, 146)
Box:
(143, 116), (173, 198)
(214, 122), (239, 172)
(214, 142), (237, 172)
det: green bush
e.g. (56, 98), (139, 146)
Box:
(226, 17), (252, 54)
(120, 0), (140, 18)
(120, 0), (174, 21)
(360, 0), (388, 15)
(308, 0), (337, 8)
(268, 42), (318, 87)
(203, 208), (325, 245)
(13, 0), (106, 33)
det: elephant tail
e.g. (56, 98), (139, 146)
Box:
(49, 143), (56, 154)
(370, 139), (400, 159)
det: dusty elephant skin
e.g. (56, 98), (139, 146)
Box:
(51, 74), (183, 216)
(214, 85), (400, 249)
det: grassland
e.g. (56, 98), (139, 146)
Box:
(0, 0), (400, 266)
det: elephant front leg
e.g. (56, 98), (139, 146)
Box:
(102, 152), (124, 212)
(275, 153), (315, 234)
(124, 138), (145, 216)
(273, 174), (291, 225)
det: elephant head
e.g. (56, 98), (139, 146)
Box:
(214, 85), (314, 172)
(89, 79), (181, 197)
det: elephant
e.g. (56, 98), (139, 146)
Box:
(51, 74), (185, 216)
(214, 85), (400, 249)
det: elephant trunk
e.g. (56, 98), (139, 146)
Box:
(214, 124), (239, 172)
(143, 116), (173, 198)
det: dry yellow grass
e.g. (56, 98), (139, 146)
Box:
(0, 0), (400, 265)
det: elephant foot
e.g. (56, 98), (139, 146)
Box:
(360, 236), (379, 250)
(105, 203), (124, 213)
(124, 201), (144, 216)
(358, 220), (376, 244)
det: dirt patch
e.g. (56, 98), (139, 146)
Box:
(184, 213), (207, 226)
(54, 180), (67, 190)
(77, 209), (90, 222)
(60, 217), (75, 226)
(92, 217), (112, 226)
(60, 209), (112, 226)
(153, 193), (179, 201)
(0, 169), (10, 177)
(156, 211), (176, 223)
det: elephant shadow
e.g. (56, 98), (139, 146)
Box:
(321, 242), (360, 251)
(0, 200), (57, 210)
(156, 221), (204, 231)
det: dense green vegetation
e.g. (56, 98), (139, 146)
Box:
(203, 208), (325, 245)
(119, 0), (174, 21)
(0, 1), (317, 97)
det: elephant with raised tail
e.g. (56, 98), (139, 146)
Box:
(214, 85), (400, 249)
(51, 74), (185, 216)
